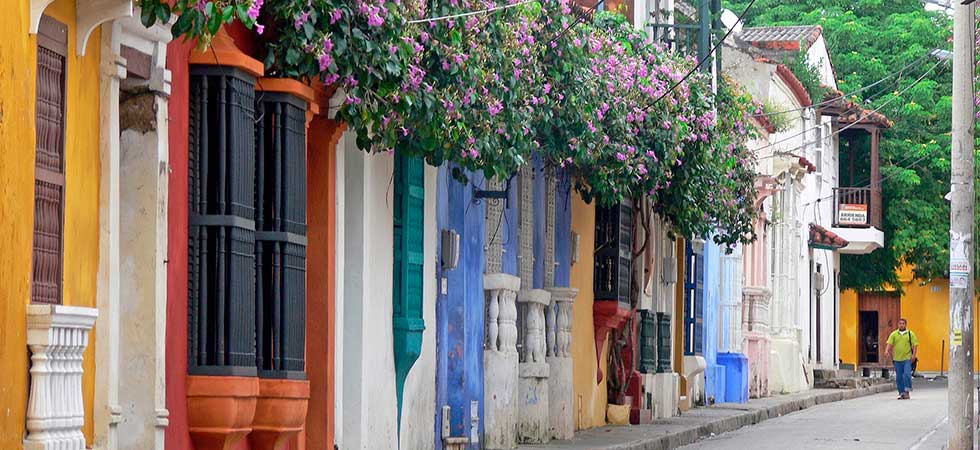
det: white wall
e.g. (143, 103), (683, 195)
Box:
(338, 132), (437, 450)
(806, 36), (837, 91)
(340, 134), (398, 449)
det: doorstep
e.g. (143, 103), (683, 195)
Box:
(517, 383), (893, 450)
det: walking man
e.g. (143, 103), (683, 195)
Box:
(884, 318), (918, 399)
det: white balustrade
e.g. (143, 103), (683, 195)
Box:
(24, 305), (98, 450)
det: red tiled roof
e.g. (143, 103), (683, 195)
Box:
(751, 114), (777, 134)
(820, 89), (893, 128)
(775, 64), (812, 107)
(809, 223), (849, 250)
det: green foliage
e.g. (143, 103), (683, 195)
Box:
(140, 0), (763, 246)
(762, 100), (792, 132)
(785, 50), (828, 102)
(725, 0), (954, 290)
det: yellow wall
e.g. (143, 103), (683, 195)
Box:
(839, 290), (858, 368)
(570, 193), (608, 430)
(0, 1), (101, 445)
(839, 267), (980, 373)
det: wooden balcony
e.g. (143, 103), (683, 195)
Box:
(832, 187), (882, 229)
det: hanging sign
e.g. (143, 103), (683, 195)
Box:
(837, 204), (867, 225)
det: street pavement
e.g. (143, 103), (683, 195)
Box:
(679, 378), (951, 450)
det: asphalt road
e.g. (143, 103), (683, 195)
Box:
(679, 378), (952, 450)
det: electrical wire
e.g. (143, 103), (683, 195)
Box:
(750, 50), (935, 118)
(406, 0), (538, 24)
(758, 58), (948, 160)
(641, 0), (757, 112)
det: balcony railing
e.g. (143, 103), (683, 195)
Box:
(647, 22), (702, 56)
(832, 187), (882, 229)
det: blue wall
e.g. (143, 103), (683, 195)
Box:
(435, 166), (485, 449)
(554, 171), (572, 287)
(702, 236), (723, 404)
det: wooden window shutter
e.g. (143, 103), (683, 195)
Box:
(255, 91), (308, 378)
(31, 15), (68, 305)
(639, 310), (658, 374)
(187, 66), (258, 375)
(593, 202), (632, 305)
(392, 152), (425, 413)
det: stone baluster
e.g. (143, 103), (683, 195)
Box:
(24, 305), (98, 450)
(543, 287), (577, 440)
(484, 273), (521, 354)
(545, 304), (556, 357)
(545, 288), (577, 358)
(483, 273), (521, 449)
(525, 302), (545, 363)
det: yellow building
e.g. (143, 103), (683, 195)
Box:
(840, 266), (980, 373)
(2, 2), (172, 448)
(1, 1), (103, 446)
(569, 193), (609, 430)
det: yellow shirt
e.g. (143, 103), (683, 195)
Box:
(886, 329), (919, 362)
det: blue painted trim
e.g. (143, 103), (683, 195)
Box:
(533, 155), (546, 288)
(554, 170), (572, 287)
(702, 236), (721, 402)
(501, 175), (519, 277)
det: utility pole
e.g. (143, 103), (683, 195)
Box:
(948, 1), (976, 449)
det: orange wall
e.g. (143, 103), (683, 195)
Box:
(305, 114), (344, 449)
(0, 1), (101, 446)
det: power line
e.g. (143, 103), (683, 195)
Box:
(750, 50), (934, 118)
(642, 0), (757, 112)
(757, 58), (947, 160)
(406, 0), (538, 24)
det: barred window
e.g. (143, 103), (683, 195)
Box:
(31, 15), (68, 305)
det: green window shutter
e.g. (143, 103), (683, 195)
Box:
(393, 152), (425, 417)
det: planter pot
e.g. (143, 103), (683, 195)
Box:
(187, 375), (260, 450)
(249, 378), (311, 450)
(607, 404), (631, 425)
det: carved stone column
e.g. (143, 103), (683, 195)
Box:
(742, 287), (772, 398)
(483, 273), (521, 449)
(516, 289), (551, 444)
(24, 305), (98, 450)
(545, 288), (577, 440)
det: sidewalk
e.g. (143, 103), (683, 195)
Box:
(518, 381), (894, 450)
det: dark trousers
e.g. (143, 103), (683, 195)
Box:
(893, 359), (912, 394)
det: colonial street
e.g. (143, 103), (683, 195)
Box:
(680, 379), (950, 450)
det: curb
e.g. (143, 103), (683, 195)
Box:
(602, 383), (894, 450)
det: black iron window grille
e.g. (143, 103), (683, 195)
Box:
(593, 202), (633, 305)
(188, 67), (309, 379)
(255, 92), (308, 379)
(188, 66), (259, 376)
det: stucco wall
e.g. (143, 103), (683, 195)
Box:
(339, 135), (436, 450)
(839, 273), (980, 373)
(0, 1), (102, 445)
(569, 192), (607, 430)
